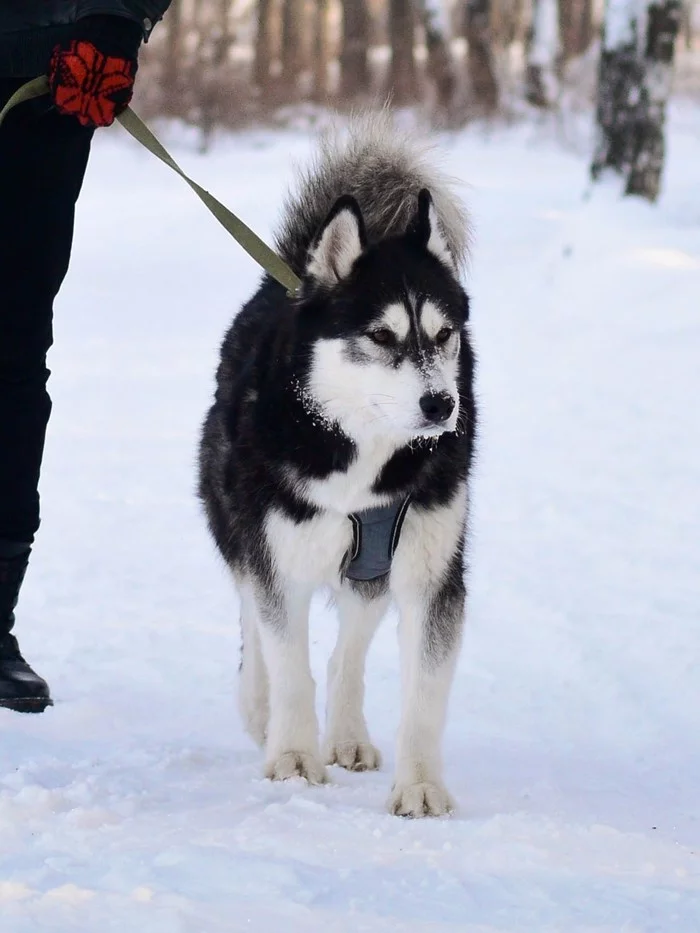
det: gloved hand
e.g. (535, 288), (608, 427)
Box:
(48, 15), (143, 127)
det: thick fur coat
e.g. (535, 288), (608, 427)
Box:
(199, 113), (477, 817)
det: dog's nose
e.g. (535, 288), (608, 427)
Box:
(419, 393), (455, 424)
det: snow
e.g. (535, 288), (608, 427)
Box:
(2, 106), (700, 931)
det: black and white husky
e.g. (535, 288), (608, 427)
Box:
(199, 113), (476, 817)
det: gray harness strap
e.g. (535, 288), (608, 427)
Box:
(345, 496), (411, 581)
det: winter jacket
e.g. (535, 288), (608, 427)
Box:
(0, 1), (172, 77)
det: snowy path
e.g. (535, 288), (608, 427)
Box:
(1, 110), (699, 932)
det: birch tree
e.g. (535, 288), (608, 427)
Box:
(591, 0), (682, 202)
(525, 0), (560, 107)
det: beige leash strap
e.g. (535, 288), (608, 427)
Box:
(0, 76), (302, 296)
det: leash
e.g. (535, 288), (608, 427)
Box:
(0, 76), (303, 297)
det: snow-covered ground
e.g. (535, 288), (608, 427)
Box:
(2, 106), (699, 932)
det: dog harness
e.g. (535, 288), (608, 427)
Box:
(345, 497), (412, 581)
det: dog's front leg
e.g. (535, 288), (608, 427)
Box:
(388, 496), (467, 817)
(254, 581), (327, 785)
(324, 585), (388, 771)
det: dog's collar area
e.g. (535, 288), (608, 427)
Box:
(344, 496), (411, 582)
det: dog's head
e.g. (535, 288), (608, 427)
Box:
(299, 189), (469, 443)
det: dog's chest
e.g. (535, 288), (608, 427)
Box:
(265, 508), (351, 588)
(266, 435), (402, 588)
(301, 434), (401, 514)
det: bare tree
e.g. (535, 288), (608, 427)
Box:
(681, 1), (695, 48)
(388, 0), (418, 104)
(162, 0), (183, 114)
(341, 0), (371, 98)
(312, 0), (331, 100)
(197, 0), (235, 147)
(464, 0), (499, 113)
(525, 0), (560, 107)
(580, 0), (594, 55)
(492, 0), (526, 46)
(591, 0), (681, 201)
(415, 0), (456, 108)
(281, 0), (304, 96)
(254, 0), (276, 92)
(559, 0), (594, 60)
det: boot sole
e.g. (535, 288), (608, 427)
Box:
(0, 697), (53, 714)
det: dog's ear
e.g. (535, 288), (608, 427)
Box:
(408, 188), (457, 276)
(306, 196), (366, 286)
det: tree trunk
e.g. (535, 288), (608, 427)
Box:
(313, 0), (331, 99)
(415, 0), (456, 108)
(464, 0), (499, 113)
(591, 0), (681, 201)
(525, 0), (560, 107)
(681, 1), (693, 49)
(560, 0), (594, 60)
(388, 0), (418, 104)
(580, 0), (594, 54)
(281, 0), (304, 95)
(254, 0), (275, 91)
(493, 0), (526, 46)
(626, 0), (682, 200)
(341, 0), (371, 98)
(591, 0), (639, 174)
(162, 0), (182, 114)
(197, 0), (233, 150)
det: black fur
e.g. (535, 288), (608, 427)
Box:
(198, 201), (477, 588)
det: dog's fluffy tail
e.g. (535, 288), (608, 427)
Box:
(274, 110), (470, 277)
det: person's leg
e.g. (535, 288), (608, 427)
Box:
(0, 79), (94, 712)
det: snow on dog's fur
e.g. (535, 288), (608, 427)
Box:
(198, 111), (477, 817)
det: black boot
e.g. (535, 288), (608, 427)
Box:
(0, 544), (52, 713)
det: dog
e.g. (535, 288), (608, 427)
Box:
(198, 113), (476, 817)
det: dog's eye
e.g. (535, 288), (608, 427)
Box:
(435, 327), (453, 345)
(369, 328), (394, 346)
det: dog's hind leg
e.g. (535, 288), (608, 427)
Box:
(324, 585), (388, 772)
(387, 492), (467, 817)
(238, 580), (269, 748)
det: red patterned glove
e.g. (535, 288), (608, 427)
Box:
(48, 16), (143, 128)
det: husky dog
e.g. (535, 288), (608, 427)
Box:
(199, 113), (476, 817)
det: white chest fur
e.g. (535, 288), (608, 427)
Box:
(265, 508), (351, 588)
(299, 433), (402, 515)
(266, 434), (401, 589)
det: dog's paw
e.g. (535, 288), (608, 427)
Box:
(326, 740), (382, 772)
(387, 781), (455, 818)
(265, 751), (328, 785)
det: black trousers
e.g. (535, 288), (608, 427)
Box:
(0, 79), (93, 546)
